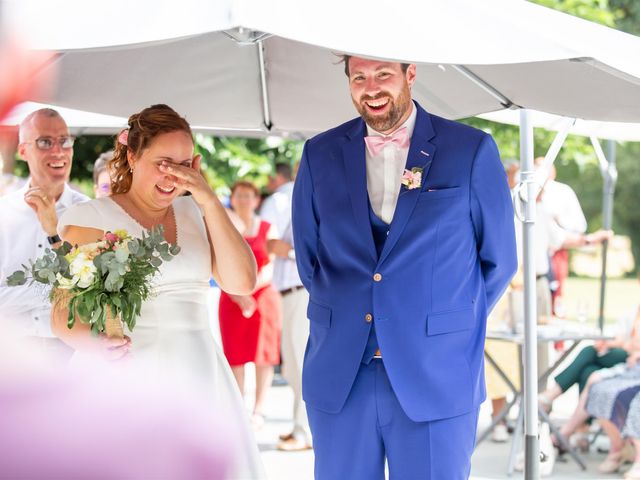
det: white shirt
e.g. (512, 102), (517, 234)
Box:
(0, 182), (88, 337)
(541, 180), (587, 234)
(514, 199), (566, 276)
(365, 102), (417, 224)
(259, 181), (302, 292)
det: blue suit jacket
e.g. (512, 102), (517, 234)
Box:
(292, 103), (517, 422)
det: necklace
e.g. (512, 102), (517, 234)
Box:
(111, 194), (178, 244)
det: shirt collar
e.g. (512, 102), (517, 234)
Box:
(275, 181), (294, 193)
(19, 179), (76, 208)
(365, 100), (417, 139)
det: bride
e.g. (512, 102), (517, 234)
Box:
(51, 104), (265, 478)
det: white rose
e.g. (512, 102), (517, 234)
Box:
(69, 253), (97, 289)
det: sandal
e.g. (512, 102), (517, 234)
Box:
(550, 433), (569, 456)
(598, 448), (627, 474)
(623, 441), (637, 464)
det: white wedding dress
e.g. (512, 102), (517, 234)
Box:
(58, 196), (265, 479)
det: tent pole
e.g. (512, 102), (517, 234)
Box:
(519, 109), (539, 479)
(257, 39), (273, 131)
(591, 138), (617, 331)
(452, 65), (518, 109)
(531, 117), (575, 196)
(538, 118), (575, 181)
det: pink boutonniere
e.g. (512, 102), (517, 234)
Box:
(401, 167), (423, 190)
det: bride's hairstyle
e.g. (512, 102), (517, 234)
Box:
(109, 104), (193, 194)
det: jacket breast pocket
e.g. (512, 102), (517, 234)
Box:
(307, 300), (331, 328)
(426, 305), (474, 336)
(419, 186), (462, 200)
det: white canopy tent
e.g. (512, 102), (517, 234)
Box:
(4, 1), (640, 478)
(4, 0), (640, 134)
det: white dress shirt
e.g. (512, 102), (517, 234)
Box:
(541, 180), (587, 234)
(365, 102), (417, 224)
(259, 181), (302, 292)
(0, 181), (88, 337)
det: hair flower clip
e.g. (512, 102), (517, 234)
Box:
(118, 129), (129, 146)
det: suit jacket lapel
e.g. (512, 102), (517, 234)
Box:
(378, 105), (437, 266)
(341, 120), (378, 263)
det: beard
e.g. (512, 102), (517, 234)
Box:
(352, 82), (412, 133)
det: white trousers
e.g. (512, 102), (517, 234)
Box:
(280, 288), (311, 441)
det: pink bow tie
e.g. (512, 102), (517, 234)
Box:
(364, 127), (410, 156)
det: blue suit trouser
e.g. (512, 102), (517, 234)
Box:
(307, 360), (479, 480)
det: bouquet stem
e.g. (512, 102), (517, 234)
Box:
(105, 306), (124, 339)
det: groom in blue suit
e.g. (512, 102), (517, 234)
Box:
(292, 56), (517, 479)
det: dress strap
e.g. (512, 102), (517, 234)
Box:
(257, 219), (271, 239)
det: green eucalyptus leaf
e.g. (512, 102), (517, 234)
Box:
(6, 270), (27, 286)
(127, 241), (139, 255)
(115, 248), (129, 263)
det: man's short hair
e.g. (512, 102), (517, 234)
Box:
(503, 159), (519, 171)
(339, 54), (410, 77)
(274, 162), (293, 181)
(18, 108), (63, 143)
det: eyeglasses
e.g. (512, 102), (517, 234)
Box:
(24, 136), (75, 150)
(97, 183), (110, 193)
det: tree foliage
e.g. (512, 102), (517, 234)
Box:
(532, 0), (619, 26)
(614, 142), (640, 269)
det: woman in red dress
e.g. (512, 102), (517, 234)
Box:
(219, 180), (282, 426)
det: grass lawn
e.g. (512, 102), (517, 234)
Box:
(562, 276), (639, 325)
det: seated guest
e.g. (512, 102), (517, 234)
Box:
(538, 307), (640, 447)
(586, 356), (640, 476)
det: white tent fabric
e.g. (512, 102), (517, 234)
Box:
(1, 102), (260, 136)
(2, 102), (127, 135)
(480, 108), (640, 142)
(4, 0), (640, 136)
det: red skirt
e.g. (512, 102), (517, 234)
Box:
(218, 285), (282, 366)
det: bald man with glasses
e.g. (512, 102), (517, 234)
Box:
(0, 108), (88, 362)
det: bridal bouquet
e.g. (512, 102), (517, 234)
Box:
(7, 227), (180, 337)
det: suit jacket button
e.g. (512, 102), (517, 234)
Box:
(373, 273), (382, 282)
(365, 313), (373, 323)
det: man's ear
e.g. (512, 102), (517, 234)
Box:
(17, 143), (27, 161)
(406, 64), (417, 88)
